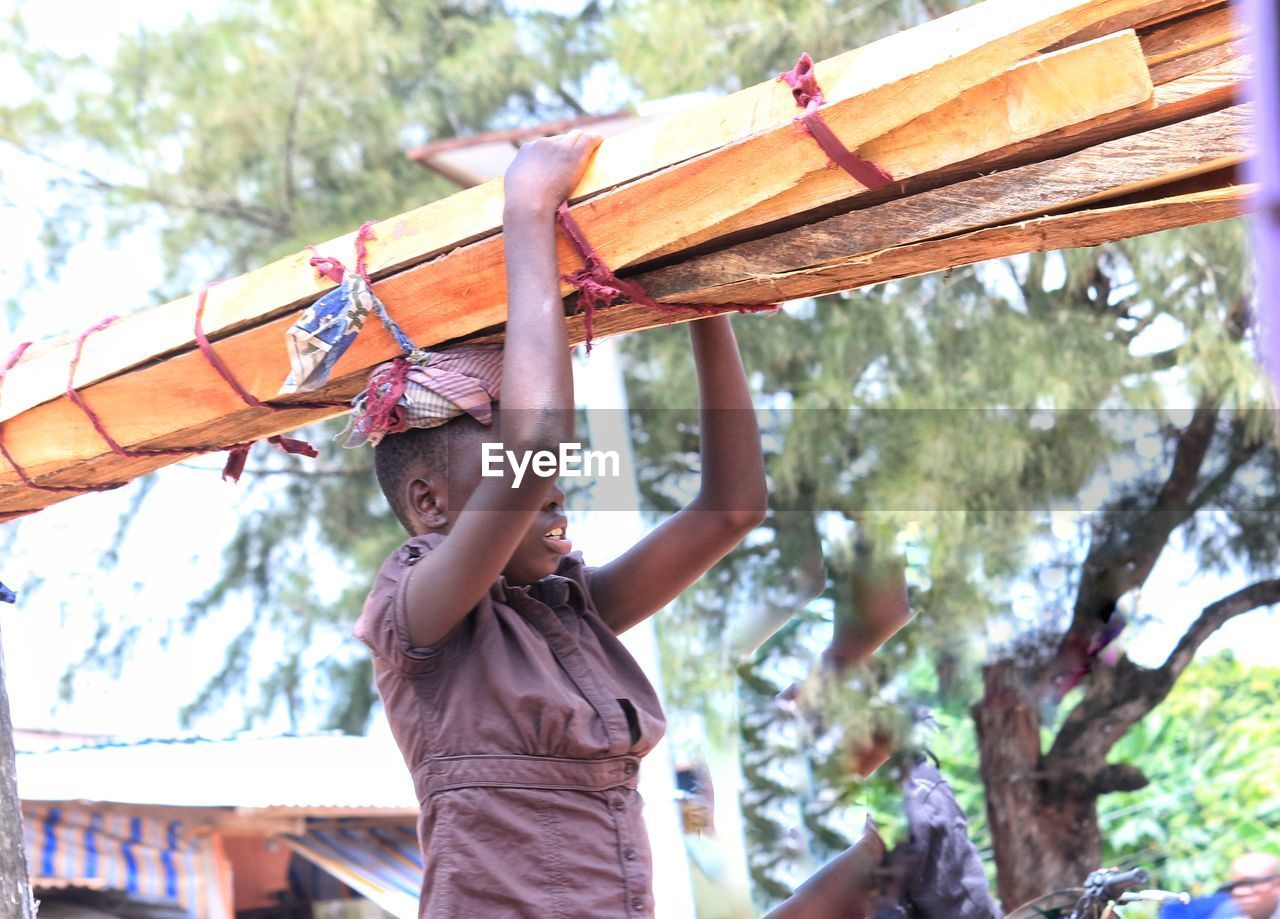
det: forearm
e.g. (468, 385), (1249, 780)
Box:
(501, 205), (574, 452)
(690, 316), (766, 518)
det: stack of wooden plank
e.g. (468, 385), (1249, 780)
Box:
(0, 0), (1252, 520)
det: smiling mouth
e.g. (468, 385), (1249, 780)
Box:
(543, 524), (572, 554)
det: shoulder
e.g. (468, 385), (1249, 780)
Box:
(355, 532), (460, 672)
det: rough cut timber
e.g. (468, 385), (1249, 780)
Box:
(631, 105), (1252, 305)
(0, 26), (1155, 495)
(642, 31), (1154, 260)
(646, 185), (1252, 307)
(0, 0), (1181, 426)
(0, 0), (1248, 519)
(735, 10), (1249, 241)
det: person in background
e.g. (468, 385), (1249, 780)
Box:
(1222, 853), (1280, 919)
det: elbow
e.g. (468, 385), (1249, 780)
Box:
(716, 503), (767, 536)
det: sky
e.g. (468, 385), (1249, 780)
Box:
(1, 0), (1277, 747)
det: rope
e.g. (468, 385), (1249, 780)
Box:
(306, 220), (379, 286)
(0, 339), (129, 502)
(554, 205), (777, 352)
(193, 285), (347, 481)
(777, 53), (894, 191)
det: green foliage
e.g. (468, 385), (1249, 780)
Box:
(1, 0), (604, 294)
(7, 0), (1279, 910)
(1099, 653), (1280, 893)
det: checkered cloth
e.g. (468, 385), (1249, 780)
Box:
(342, 346), (504, 447)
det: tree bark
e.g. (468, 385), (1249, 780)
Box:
(972, 659), (1090, 911)
(0, 625), (34, 919)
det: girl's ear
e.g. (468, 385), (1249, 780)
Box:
(408, 474), (449, 531)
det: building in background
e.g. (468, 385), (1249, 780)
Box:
(17, 734), (420, 919)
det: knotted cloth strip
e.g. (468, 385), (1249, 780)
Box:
(555, 204), (777, 352)
(0, 338), (129, 502)
(344, 346), (504, 448)
(777, 53), (895, 191)
(194, 285), (339, 481)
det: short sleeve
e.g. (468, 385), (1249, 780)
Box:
(354, 533), (465, 674)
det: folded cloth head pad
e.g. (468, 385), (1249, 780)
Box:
(343, 345), (504, 447)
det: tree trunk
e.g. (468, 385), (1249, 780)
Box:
(973, 658), (1102, 910)
(0, 625), (34, 919)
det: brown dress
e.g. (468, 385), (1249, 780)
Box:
(355, 533), (668, 918)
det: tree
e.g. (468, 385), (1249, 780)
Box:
(624, 220), (1277, 909)
(6, 0), (1279, 913)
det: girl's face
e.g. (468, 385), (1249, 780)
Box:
(501, 483), (571, 586)
(419, 422), (572, 585)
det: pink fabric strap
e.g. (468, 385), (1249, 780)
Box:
(306, 220), (378, 285)
(555, 205), (776, 352)
(0, 339), (127, 502)
(777, 53), (895, 191)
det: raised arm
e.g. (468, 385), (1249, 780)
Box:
(400, 132), (599, 648)
(591, 315), (768, 633)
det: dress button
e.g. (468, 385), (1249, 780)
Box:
(631, 897), (645, 911)
(613, 799), (626, 811)
(624, 761), (637, 776)
(624, 847), (637, 861)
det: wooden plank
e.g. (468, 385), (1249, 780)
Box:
(0, 25), (1159, 510)
(633, 186), (1252, 309)
(632, 105), (1251, 305)
(0, 0), (1171, 427)
(0, 111), (1249, 517)
(714, 52), (1247, 247)
(1050, 0), (1218, 48)
(641, 31), (1153, 261)
(1138, 2), (1239, 65)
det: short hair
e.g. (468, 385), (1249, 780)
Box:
(373, 414), (488, 533)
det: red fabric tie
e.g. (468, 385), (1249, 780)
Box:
(777, 53), (894, 191)
(555, 205), (776, 352)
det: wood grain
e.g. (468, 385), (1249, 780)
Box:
(633, 105), (1251, 304)
(683, 185), (1251, 305)
(0, 0), (1175, 425)
(0, 109), (1250, 516)
(641, 31), (1154, 261)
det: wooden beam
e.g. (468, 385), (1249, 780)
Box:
(634, 105), (1251, 303)
(1138, 2), (1239, 65)
(634, 185), (1252, 308)
(716, 52), (1247, 247)
(0, 30), (1162, 511)
(1050, 0), (1221, 48)
(641, 30), (1154, 260)
(0, 0), (1178, 427)
(0, 109), (1250, 516)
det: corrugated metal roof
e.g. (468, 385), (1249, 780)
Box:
(16, 734), (417, 811)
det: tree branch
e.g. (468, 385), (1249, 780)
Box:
(1155, 578), (1280, 687)
(555, 86), (588, 117)
(1064, 404), (1219, 628)
(280, 68), (309, 218)
(1048, 403), (1220, 697)
(2, 139), (292, 235)
(1049, 578), (1280, 763)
